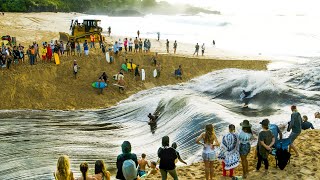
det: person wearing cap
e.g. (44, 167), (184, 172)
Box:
(238, 120), (253, 179)
(218, 124), (240, 178)
(287, 105), (302, 156)
(256, 119), (274, 174)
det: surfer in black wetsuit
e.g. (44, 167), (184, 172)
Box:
(241, 90), (252, 108)
(148, 113), (157, 124)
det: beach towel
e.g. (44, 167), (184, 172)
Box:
(218, 133), (240, 170)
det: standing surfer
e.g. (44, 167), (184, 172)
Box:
(240, 90), (252, 108)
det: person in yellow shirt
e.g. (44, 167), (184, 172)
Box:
(41, 44), (47, 62)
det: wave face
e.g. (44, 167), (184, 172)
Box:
(1, 61), (320, 179)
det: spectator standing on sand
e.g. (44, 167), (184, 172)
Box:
(193, 43), (200, 56)
(218, 124), (240, 178)
(158, 136), (178, 180)
(137, 30), (140, 38)
(302, 115), (314, 130)
(30, 45), (35, 65)
(66, 41), (71, 56)
(116, 141), (138, 180)
(157, 32), (160, 41)
(238, 120), (253, 179)
(113, 41), (119, 56)
(148, 39), (151, 53)
(134, 64), (140, 81)
(73, 60), (79, 79)
(70, 39), (75, 56)
(90, 34), (95, 49)
(83, 40), (89, 56)
(256, 119), (275, 174)
(129, 38), (133, 52)
(143, 39), (147, 53)
(124, 38), (128, 52)
(134, 37), (139, 53)
(201, 43), (205, 56)
(166, 39), (169, 53)
(196, 124), (219, 180)
(76, 41), (81, 57)
(139, 39), (143, 53)
(108, 26), (111, 37)
(173, 40), (177, 54)
(47, 43), (52, 62)
(213, 40), (215, 46)
(287, 105), (302, 156)
(41, 44), (47, 62)
(118, 39), (123, 53)
(138, 153), (150, 177)
(156, 62), (161, 78)
(54, 155), (75, 180)
(59, 41), (64, 55)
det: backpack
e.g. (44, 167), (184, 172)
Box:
(276, 147), (291, 170)
(269, 124), (279, 143)
(122, 159), (138, 180)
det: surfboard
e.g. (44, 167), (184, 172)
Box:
(127, 63), (137, 70)
(141, 69), (145, 81)
(54, 53), (60, 65)
(153, 69), (157, 78)
(106, 52), (110, 63)
(121, 64), (128, 72)
(113, 83), (125, 88)
(92, 82), (107, 89)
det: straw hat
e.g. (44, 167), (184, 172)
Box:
(240, 120), (252, 128)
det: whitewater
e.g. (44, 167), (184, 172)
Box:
(1, 3), (320, 179)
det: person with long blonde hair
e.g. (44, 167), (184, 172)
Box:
(94, 160), (111, 180)
(54, 155), (74, 180)
(196, 124), (220, 180)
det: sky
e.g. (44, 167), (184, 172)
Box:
(157, 0), (320, 16)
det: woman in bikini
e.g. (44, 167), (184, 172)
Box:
(196, 124), (220, 180)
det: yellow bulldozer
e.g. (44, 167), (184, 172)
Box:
(59, 16), (103, 43)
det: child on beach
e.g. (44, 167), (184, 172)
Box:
(138, 153), (150, 177)
(171, 142), (187, 165)
(256, 119), (275, 175)
(77, 162), (95, 180)
(148, 161), (159, 175)
(73, 60), (79, 79)
(218, 124), (240, 178)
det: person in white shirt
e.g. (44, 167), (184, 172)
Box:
(201, 43), (205, 56)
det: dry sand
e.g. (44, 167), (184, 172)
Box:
(0, 12), (269, 110)
(145, 130), (320, 180)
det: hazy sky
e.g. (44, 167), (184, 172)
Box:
(158, 0), (319, 15)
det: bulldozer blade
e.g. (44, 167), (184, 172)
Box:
(59, 32), (69, 42)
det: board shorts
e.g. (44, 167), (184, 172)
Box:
(119, 47), (122, 51)
(84, 50), (89, 56)
(239, 143), (251, 156)
(135, 44), (139, 49)
(289, 132), (300, 143)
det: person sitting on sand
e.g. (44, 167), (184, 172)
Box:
(256, 119), (274, 175)
(301, 115), (314, 130)
(171, 142), (187, 165)
(175, 65), (183, 80)
(287, 105), (302, 156)
(54, 155), (75, 180)
(138, 153), (150, 177)
(94, 160), (111, 180)
(196, 124), (219, 180)
(148, 161), (159, 176)
(116, 141), (138, 180)
(315, 112), (320, 119)
(158, 136), (178, 180)
(218, 124), (240, 178)
(238, 120), (253, 179)
(78, 162), (96, 180)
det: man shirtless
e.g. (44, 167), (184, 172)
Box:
(138, 153), (150, 177)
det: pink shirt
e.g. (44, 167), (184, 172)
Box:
(124, 40), (128, 46)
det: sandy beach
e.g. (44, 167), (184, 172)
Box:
(146, 130), (320, 180)
(0, 12), (269, 110)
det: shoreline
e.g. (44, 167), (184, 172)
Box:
(0, 12), (270, 110)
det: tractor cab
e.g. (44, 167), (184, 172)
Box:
(60, 16), (103, 42)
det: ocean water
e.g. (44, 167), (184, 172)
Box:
(1, 59), (319, 179)
(92, 13), (320, 60)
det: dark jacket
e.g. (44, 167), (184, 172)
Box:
(116, 153), (138, 180)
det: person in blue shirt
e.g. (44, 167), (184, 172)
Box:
(113, 41), (119, 55)
(301, 115), (314, 130)
(83, 40), (89, 56)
